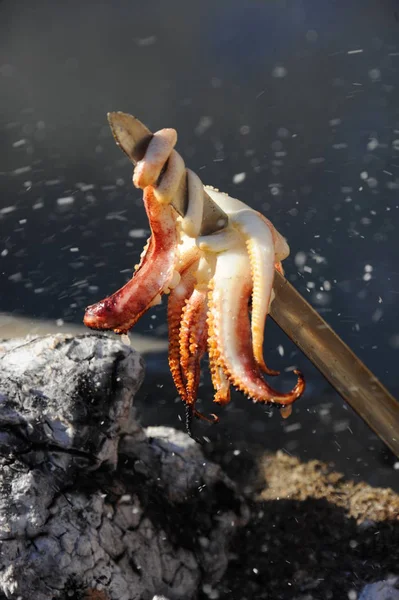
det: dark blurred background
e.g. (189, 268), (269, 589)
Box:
(1, 0), (399, 485)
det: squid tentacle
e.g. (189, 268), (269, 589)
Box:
(178, 286), (208, 405)
(232, 209), (279, 376)
(84, 187), (179, 333)
(207, 249), (304, 408)
(167, 263), (198, 403)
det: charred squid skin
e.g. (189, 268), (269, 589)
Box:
(207, 250), (305, 408)
(83, 187), (179, 333)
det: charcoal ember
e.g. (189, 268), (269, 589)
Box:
(0, 334), (247, 600)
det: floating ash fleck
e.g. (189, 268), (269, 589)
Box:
(363, 264), (373, 282)
(277, 345), (284, 357)
(195, 116), (213, 136)
(368, 68), (381, 81)
(294, 251), (307, 268)
(367, 138), (379, 151)
(284, 422), (302, 433)
(135, 35), (157, 46)
(372, 308), (383, 323)
(347, 48), (363, 54)
(0, 206), (16, 216)
(313, 291), (330, 306)
(128, 228), (149, 238)
(12, 165), (31, 176)
(12, 139), (27, 148)
(232, 172), (246, 184)
(57, 196), (75, 207)
(76, 182), (95, 192)
(272, 65), (287, 78)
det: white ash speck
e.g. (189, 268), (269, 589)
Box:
(128, 228), (148, 238)
(135, 35), (157, 46)
(284, 422), (302, 433)
(0, 206), (16, 215)
(12, 139), (26, 148)
(232, 172), (246, 184)
(195, 116), (213, 136)
(270, 186), (280, 196)
(13, 165), (32, 176)
(367, 138), (379, 151)
(367, 177), (378, 188)
(368, 68), (381, 81)
(76, 182), (95, 192)
(313, 291), (330, 306)
(277, 345), (284, 357)
(272, 65), (287, 78)
(371, 308), (383, 323)
(294, 251), (307, 268)
(57, 196), (75, 207)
